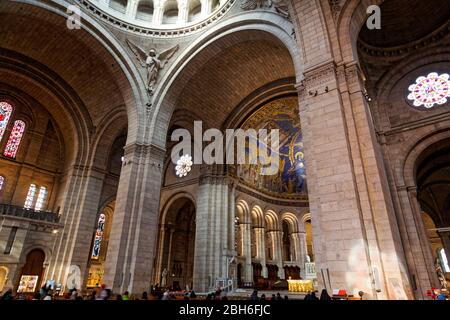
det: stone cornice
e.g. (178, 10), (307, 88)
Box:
(299, 61), (337, 93)
(122, 143), (166, 168)
(235, 183), (309, 207)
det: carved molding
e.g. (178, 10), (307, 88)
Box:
(344, 63), (364, 87)
(199, 173), (229, 185)
(122, 143), (165, 168)
(301, 61), (337, 92)
(240, 0), (291, 21)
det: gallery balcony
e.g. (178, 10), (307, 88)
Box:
(0, 203), (60, 223)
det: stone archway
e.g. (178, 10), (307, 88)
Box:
(17, 249), (46, 294)
(408, 138), (450, 290)
(156, 196), (196, 291)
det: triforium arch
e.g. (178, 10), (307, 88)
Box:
(281, 212), (304, 265)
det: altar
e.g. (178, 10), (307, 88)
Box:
(287, 280), (314, 293)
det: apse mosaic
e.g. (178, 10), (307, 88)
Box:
(232, 96), (306, 196)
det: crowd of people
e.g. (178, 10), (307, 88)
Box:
(0, 284), (149, 301)
(2, 285), (447, 301)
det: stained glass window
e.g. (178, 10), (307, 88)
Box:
(0, 102), (13, 142)
(439, 248), (450, 273)
(0, 176), (4, 191)
(24, 184), (37, 209)
(4, 120), (26, 158)
(35, 186), (47, 211)
(91, 213), (106, 259)
(408, 73), (450, 108)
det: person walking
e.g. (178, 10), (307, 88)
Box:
(320, 289), (332, 300)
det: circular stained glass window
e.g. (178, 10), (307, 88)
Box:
(407, 73), (450, 109)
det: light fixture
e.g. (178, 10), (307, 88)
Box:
(175, 154), (193, 177)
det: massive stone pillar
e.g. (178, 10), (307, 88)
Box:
(291, 0), (418, 299)
(297, 61), (416, 299)
(254, 227), (267, 277)
(192, 168), (235, 292)
(103, 143), (165, 294)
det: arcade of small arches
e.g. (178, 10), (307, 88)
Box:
(1, 0), (450, 300)
(91, 0), (225, 28)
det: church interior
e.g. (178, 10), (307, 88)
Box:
(0, 0), (449, 300)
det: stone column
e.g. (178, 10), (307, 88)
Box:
(178, 0), (189, 23)
(166, 228), (175, 275)
(254, 227), (267, 278)
(201, 0), (210, 16)
(103, 143), (165, 294)
(290, 232), (307, 269)
(239, 222), (252, 283)
(152, 0), (164, 25)
(126, 0), (138, 18)
(192, 168), (234, 292)
(268, 231), (284, 279)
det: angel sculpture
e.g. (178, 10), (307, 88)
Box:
(272, 0), (290, 20)
(126, 39), (179, 95)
